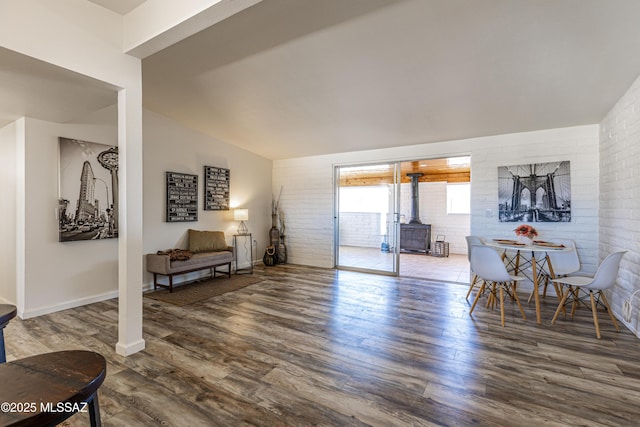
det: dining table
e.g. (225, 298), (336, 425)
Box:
(485, 238), (573, 324)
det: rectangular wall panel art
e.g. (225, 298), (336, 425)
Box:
(58, 137), (118, 242)
(498, 161), (571, 222)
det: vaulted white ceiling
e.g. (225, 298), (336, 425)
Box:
(3, 0), (640, 160)
(141, 0), (640, 159)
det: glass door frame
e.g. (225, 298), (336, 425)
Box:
(333, 161), (401, 276)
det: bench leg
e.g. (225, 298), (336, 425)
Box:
(153, 273), (158, 290)
(169, 275), (173, 293)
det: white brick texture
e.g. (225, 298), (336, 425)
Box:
(273, 125), (600, 277)
(600, 73), (640, 337)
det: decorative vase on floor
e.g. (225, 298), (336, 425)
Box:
(278, 236), (287, 263)
(269, 214), (280, 248)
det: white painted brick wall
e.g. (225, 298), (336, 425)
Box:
(339, 212), (383, 247)
(274, 125), (599, 274)
(471, 126), (600, 274)
(273, 159), (335, 268)
(600, 73), (640, 338)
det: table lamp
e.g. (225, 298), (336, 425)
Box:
(234, 209), (249, 235)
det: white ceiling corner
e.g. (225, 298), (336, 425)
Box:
(87, 0), (147, 15)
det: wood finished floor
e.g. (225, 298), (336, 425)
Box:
(4, 264), (640, 426)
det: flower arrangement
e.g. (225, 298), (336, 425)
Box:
(514, 224), (538, 239)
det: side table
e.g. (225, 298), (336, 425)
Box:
(0, 350), (106, 426)
(234, 233), (253, 274)
(0, 304), (17, 364)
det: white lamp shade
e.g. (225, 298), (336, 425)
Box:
(234, 209), (249, 221)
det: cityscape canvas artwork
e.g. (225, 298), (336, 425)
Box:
(498, 161), (571, 222)
(58, 137), (119, 242)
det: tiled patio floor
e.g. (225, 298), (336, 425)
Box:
(338, 245), (470, 283)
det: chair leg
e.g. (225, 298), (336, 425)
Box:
(499, 284), (505, 327)
(542, 278), (549, 299)
(469, 283), (486, 315)
(552, 287), (571, 324)
(511, 283), (527, 321)
(552, 282), (566, 316)
(570, 287), (579, 318)
(486, 283), (497, 309)
(589, 291), (601, 339)
(598, 291), (621, 333)
(465, 274), (479, 301)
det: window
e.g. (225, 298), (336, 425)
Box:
(447, 183), (470, 214)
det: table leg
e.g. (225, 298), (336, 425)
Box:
(531, 252), (541, 324)
(0, 328), (5, 364)
(89, 393), (102, 427)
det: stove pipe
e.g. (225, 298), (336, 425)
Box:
(407, 173), (423, 224)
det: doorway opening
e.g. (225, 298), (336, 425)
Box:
(335, 156), (471, 283)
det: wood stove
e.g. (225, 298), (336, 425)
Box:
(400, 173), (431, 254)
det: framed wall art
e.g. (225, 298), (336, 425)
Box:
(166, 172), (198, 222)
(498, 161), (571, 222)
(58, 137), (118, 242)
(204, 166), (230, 211)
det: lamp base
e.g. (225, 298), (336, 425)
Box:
(237, 221), (248, 235)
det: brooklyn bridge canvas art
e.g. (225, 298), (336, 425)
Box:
(498, 161), (571, 223)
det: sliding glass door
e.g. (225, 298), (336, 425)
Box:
(335, 162), (400, 275)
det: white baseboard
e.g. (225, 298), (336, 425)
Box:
(116, 339), (146, 356)
(19, 290), (120, 319)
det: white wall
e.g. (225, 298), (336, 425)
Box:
(339, 213), (384, 248)
(0, 121), (17, 304)
(1, 0), (145, 354)
(142, 109), (273, 285)
(273, 125), (599, 270)
(470, 125), (600, 273)
(21, 116), (119, 317)
(600, 73), (640, 337)
(2, 106), (272, 314)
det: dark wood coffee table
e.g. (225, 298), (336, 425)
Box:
(0, 304), (17, 364)
(0, 350), (106, 426)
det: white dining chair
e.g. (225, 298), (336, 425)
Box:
(469, 244), (527, 327)
(551, 251), (626, 339)
(465, 235), (485, 301)
(528, 238), (580, 303)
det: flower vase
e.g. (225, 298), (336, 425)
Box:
(517, 235), (533, 245)
(278, 236), (287, 264)
(269, 214), (280, 248)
